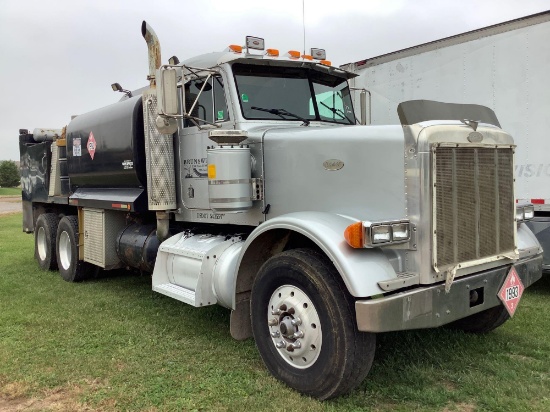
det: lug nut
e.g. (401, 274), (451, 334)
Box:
(293, 330), (304, 339)
(271, 331), (280, 338)
(279, 304), (287, 312)
(286, 344), (294, 352)
(291, 317), (302, 326)
(271, 309), (281, 316)
(288, 307), (295, 315)
(275, 341), (286, 348)
(268, 318), (278, 326)
(290, 341), (301, 350)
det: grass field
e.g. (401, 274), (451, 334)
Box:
(1, 212), (549, 411)
(0, 187), (21, 196)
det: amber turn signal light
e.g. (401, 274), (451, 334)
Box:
(344, 221), (364, 248)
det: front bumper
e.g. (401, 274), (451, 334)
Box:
(355, 254), (543, 333)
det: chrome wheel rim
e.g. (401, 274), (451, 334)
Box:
(267, 284), (322, 369)
(36, 227), (47, 261)
(58, 231), (72, 270)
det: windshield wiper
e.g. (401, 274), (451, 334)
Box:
(251, 106), (310, 126)
(319, 102), (354, 125)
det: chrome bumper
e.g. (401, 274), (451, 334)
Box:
(355, 254), (543, 333)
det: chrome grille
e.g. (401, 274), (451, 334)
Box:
(434, 146), (515, 269)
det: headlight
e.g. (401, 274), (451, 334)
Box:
(372, 225), (391, 244)
(516, 203), (535, 223)
(344, 220), (411, 248)
(516, 207), (525, 222)
(523, 204), (535, 221)
(391, 222), (410, 241)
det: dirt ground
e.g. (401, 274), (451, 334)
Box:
(0, 381), (101, 412)
(0, 196), (22, 215)
(0, 196), (21, 215)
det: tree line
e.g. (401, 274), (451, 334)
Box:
(0, 160), (20, 187)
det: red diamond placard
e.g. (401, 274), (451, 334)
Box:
(498, 266), (524, 317)
(87, 131), (96, 160)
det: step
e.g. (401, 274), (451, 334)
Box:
(153, 283), (196, 306)
(377, 273), (420, 291)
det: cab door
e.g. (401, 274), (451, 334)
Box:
(179, 75), (233, 210)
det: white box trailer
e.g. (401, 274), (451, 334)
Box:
(342, 10), (550, 270)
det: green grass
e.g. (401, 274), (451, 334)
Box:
(0, 187), (20, 196)
(1, 212), (549, 411)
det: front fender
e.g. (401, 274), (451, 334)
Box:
(234, 211), (398, 306)
(517, 222), (543, 260)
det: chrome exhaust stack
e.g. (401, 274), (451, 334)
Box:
(141, 21), (176, 241)
(141, 21), (161, 87)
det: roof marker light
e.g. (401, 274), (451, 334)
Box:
(320, 60), (332, 66)
(287, 50), (301, 59)
(301, 54), (313, 60)
(228, 44), (243, 53)
(266, 48), (279, 57)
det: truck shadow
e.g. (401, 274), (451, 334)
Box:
(81, 268), (236, 342)
(529, 271), (550, 295)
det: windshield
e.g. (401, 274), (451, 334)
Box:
(233, 63), (355, 125)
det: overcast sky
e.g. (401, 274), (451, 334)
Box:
(0, 0), (548, 161)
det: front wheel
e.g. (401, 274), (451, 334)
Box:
(251, 249), (376, 400)
(56, 216), (92, 282)
(448, 304), (510, 333)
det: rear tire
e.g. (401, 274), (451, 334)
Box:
(448, 304), (510, 333)
(56, 216), (92, 282)
(35, 213), (59, 270)
(251, 248), (376, 400)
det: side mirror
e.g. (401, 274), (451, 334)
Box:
(157, 68), (178, 116)
(350, 88), (370, 125)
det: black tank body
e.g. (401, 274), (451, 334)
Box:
(66, 96), (146, 189)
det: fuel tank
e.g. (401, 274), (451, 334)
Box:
(66, 96), (146, 188)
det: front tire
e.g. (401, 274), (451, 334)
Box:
(35, 213), (59, 270)
(56, 216), (91, 282)
(448, 304), (510, 333)
(251, 249), (376, 400)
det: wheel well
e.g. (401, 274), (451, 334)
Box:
(32, 203), (75, 230)
(230, 229), (324, 340)
(236, 230), (322, 295)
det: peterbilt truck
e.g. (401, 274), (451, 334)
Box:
(19, 22), (542, 399)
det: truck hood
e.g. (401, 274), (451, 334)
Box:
(257, 124), (407, 221)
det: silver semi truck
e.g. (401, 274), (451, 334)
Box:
(343, 10), (550, 270)
(19, 22), (542, 399)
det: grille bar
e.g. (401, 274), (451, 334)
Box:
(434, 146), (515, 270)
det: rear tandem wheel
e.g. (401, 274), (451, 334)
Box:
(56, 215), (93, 282)
(35, 213), (59, 270)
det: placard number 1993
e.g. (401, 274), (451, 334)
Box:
(506, 286), (519, 300)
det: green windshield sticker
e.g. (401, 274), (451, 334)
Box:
(217, 110), (224, 120)
(241, 94), (249, 103)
